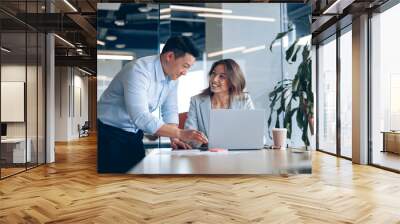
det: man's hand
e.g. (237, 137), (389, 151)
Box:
(170, 138), (191, 149)
(177, 129), (208, 145)
(155, 125), (208, 146)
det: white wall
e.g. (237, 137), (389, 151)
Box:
(55, 67), (89, 141)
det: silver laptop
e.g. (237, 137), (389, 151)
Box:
(208, 109), (265, 150)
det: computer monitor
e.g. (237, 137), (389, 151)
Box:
(1, 123), (7, 137)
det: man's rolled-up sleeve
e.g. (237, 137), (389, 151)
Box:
(123, 67), (164, 134)
(161, 82), (179, 124)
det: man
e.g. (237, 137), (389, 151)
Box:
(97, 36), (208, 173)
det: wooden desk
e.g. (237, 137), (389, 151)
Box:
(382, 131), (400, 154)
(127, 148), (311, 175)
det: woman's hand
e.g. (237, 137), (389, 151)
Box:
(177, 129), (208, 145)
(170, 138), (191, 149)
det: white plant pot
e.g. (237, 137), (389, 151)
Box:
(272, 128), (287, 149)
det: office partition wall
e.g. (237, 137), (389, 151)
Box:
(0, 0), (47, 179)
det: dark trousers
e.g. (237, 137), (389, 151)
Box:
(97, 120), (145, 173)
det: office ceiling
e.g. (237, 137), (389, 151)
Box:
(311, 0), (390, 44)
(0, 0), (97, 73)
(0, 0), (313, 75)
(97, 3), (207, 58)
(7, 0), (379, 75)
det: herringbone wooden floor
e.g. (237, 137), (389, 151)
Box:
(1, 135), (400, 223)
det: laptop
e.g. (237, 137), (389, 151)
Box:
(207, 109), (265, 150)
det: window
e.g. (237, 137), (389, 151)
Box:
(317, 35), (337, 154)
(370, 3), (400, 171)
(340, 27), (352, 158)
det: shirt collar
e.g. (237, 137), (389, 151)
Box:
(155, 55), (169, 82)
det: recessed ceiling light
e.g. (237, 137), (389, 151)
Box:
(78, 67), (92, 76)
(182, 32), (193, 37)
(106, 35), (117, 41)
(76, 48), (83, 52)
(1, 47), (11, 53)
(138, 6), (152, 13)
(97, 3), (121, 11)
(97, 54), (134, 60)
(114, 20), (125, 26)
(115, 44), (126, 49)
(97, 40), (105, 46)
(160, 14), (171, 20)
(169, 5), (232, 14)
(63, 0), (78, 12)
(54, 34), (75, 48)
(198, 13), (275, 22)
(208, 46), (245, 58)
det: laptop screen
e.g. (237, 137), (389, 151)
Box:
(208, 109), (265, 150)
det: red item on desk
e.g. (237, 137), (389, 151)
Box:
(208, 148), (227, 152)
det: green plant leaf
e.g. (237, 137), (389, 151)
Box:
(283, 99), (292, 138)
(269, 24), (294, 52)
(267, 32), (313, 146)
(275, 116), (280, 128)
(285, 39), (299, 63)
(290, 45), (302, 63)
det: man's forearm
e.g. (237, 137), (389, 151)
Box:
(155, 124), (181, 138)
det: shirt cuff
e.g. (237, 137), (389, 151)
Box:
(148, 119), (165, 135)
(162, 114), (179, 125)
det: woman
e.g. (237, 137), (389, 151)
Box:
(184, 59), (254, 147)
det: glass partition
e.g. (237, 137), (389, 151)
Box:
(0, 5), (28, 177)
(27, 30), (38, 169)
(317, 35), (337, 155)
(38, 31), (45, 165)
(0, 0), (46, 179)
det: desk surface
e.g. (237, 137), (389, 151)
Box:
(381, 131), (400, 134)
(1, 138), (26, 143)
(127, 148), (312, 175)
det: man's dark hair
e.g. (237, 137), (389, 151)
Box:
(161, 36), (200, 58)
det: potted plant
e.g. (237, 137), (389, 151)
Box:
(267, 23), (314, 147)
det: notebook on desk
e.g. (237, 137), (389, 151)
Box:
(207, 109), (265, 150)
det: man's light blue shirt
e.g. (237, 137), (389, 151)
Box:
(98, 55), (179, 134)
